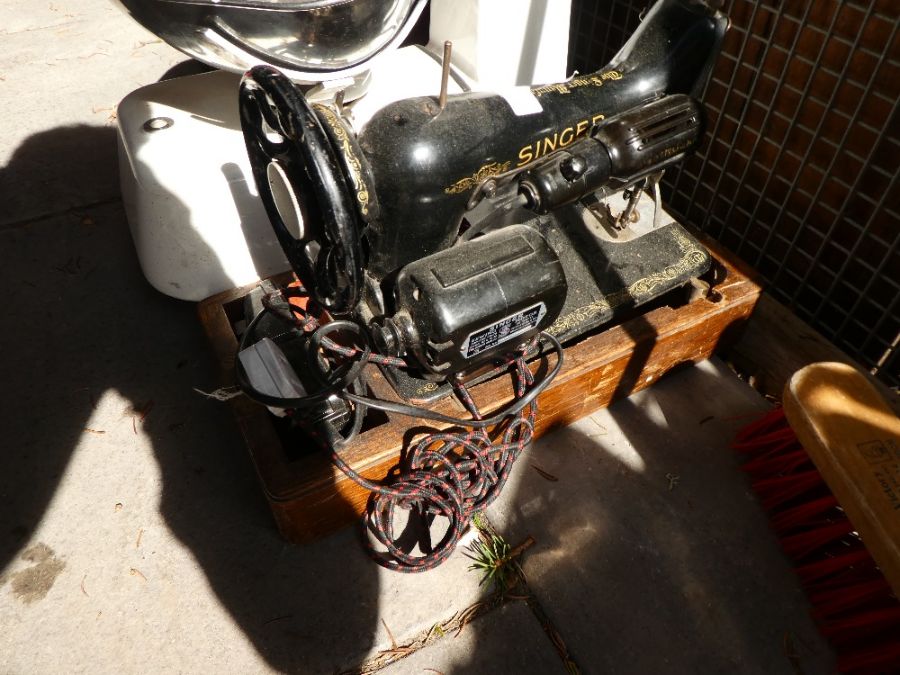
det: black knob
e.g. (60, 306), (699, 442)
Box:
(371, 319), (403, 356)
(559, 154), (587, 181)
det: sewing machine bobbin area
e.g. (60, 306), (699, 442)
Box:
(198, 232), (761, 544)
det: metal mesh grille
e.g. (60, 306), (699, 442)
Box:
(569, 0), (899, 386)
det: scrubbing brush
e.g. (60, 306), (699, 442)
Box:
(733, 362), (900, 673)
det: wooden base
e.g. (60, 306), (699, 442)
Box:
(198, 235), (762, 544)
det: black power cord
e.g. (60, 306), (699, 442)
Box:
(234, 287), (564, 571)
(236, 290), (563, 427)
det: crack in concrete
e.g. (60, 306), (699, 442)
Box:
(0, 198), (121, 232)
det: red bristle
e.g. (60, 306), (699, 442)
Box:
(751, 470), (825, 511)
(809, 577), (893, 618)
(732, 427), (799, 453)
(838, 638), (900, 674)
(736, 433), (800, 457)
(820, 605), (900, 639)
(780, 520), (856, 560)
(731, 407), (786, 443)
(741, 448), (813, 481)
(770, 494), (841, 534)
(737, 444), (801, 478)
(738, 436), (803, 462)
(795, 547), (874, 585)
(804, 556), (880, 594)
(733, 407), (900, 674)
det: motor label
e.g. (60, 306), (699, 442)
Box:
(461, 303), (546, 360)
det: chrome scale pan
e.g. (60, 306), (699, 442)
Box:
(111, 0), (428, 82)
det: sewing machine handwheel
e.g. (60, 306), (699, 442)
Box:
(239, 65), (362, 315)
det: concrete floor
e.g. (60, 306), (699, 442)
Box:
(1, 3), (834, 673)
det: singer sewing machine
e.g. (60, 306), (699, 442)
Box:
(234, 0), (728, 415)
(115, 0), (572, 301)
(114, 0), (740, 560)
(116, 0), (728, 406)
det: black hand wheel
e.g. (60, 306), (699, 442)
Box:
(239, 65), (363, 315)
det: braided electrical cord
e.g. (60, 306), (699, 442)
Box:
(239, 286), (558, 571)
(362, 359), (536, 571)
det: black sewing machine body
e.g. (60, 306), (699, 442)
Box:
(237, 0), (729, 404)
(357, 0), (724, 279)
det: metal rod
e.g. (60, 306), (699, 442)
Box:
(807, 97), (899, 327)
(712, 1), (810, 252)
(761, 2), (884, 296)
(439, 40), (452, 112)
(873, 329), (900, 376)
(579, 0), (898, 385)
(680, 1), (764, 227)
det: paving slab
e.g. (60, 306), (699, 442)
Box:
(379, 601), (567, 675)
(1, 7), (491, 666)
(487, 359), (836, 674)
(0, 202), (488, 675)
(0, 0), (185, 226)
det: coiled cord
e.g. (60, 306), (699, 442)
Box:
(235, 286), (562, 571)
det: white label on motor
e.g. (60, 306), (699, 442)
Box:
(498, 87), (544, 116)
(460, 303), (547, 359)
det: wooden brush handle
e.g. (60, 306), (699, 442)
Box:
(783, 362), (900, 597)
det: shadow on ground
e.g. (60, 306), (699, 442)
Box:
(0, 122), (837, 675)
(0, 122), (380, 673)
(441, 359), (837, 674)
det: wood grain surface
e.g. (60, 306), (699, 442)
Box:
(198, 237), (762, 543)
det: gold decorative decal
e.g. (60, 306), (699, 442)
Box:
(531, 70), (623, 97)
(547, 296), (615, 336)
(547, 230), (708, 336)
(442, 70), (625, 193)
(444, 161), (511, 195)
(629, 249), (708, 298)
(314, 104), (371, 216)
(416, 381), (439, 396)
(517, 113), (606, 167)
